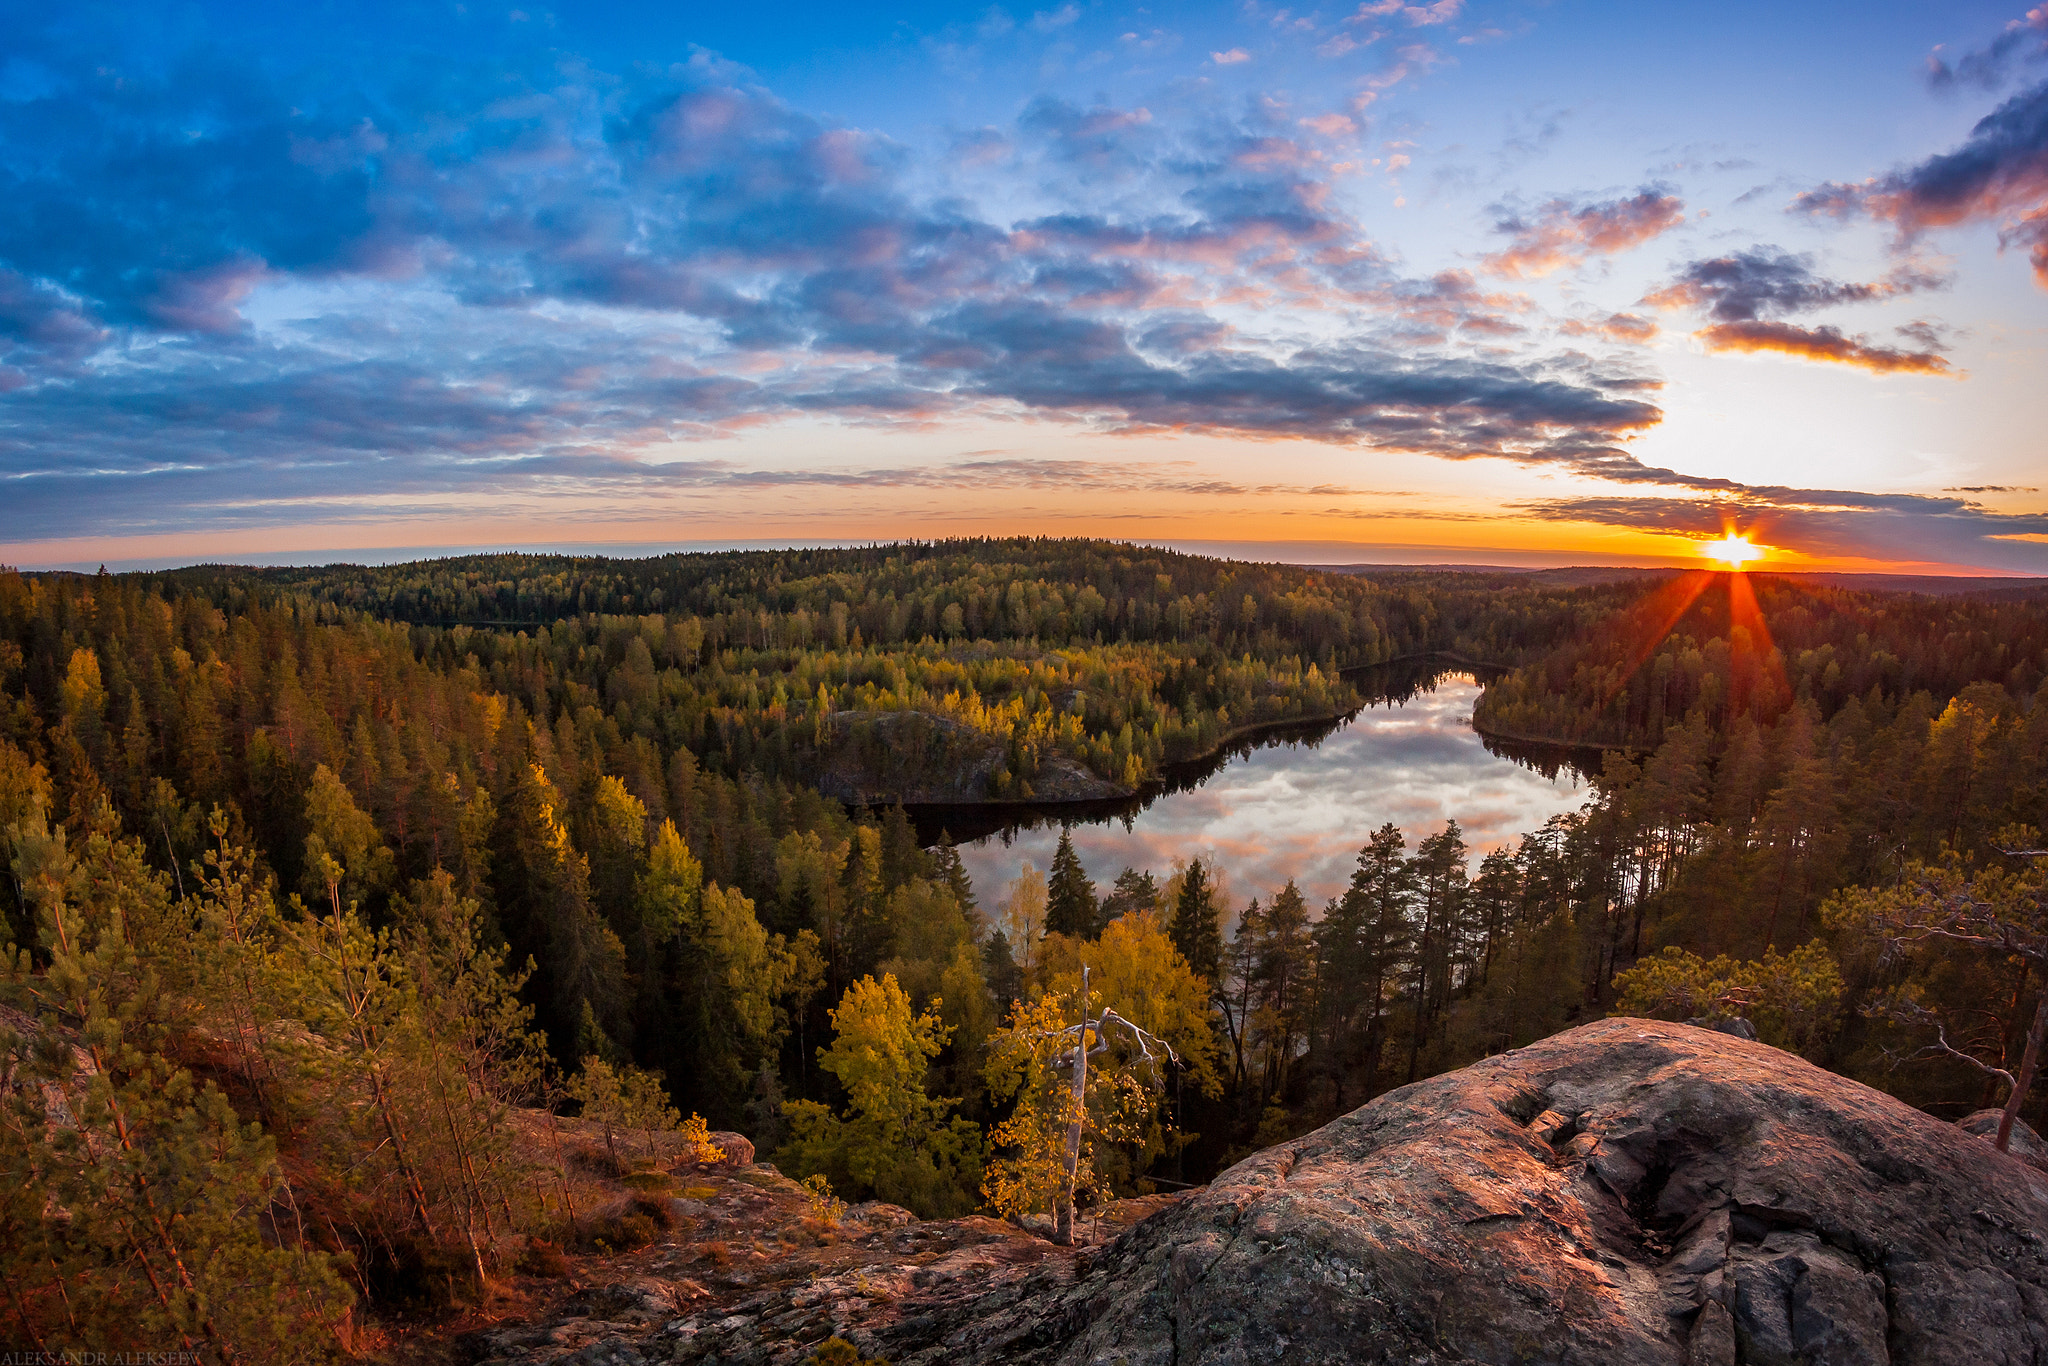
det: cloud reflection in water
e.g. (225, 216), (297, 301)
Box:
(955, 675), (1587, 913)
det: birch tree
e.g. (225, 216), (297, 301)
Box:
(983, 963), (1181, 1245)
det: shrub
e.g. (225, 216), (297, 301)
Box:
(571, 1142), (631, 1179)
(514, 1237), (570, 1279)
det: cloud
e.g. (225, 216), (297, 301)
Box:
(1347, 0), (1463, 27)
(1927, 7), (2048, 91)
(1211, 48), (1253, 66)
(1798, 77), (2048, 286)
(1031, 5), (1081, 34)
(0, 25), (1682, 544)
(1694, 320), (1953, 374)
(46, 13), (2019, 554)
(1512, 486), (2048, 572)
(1643, 247), (1943, 321)
(1642, 246), (1955, 373)
(1483, 188), (1685, 277)
(1558, 312), (1659, 344)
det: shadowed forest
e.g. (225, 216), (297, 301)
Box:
(3, 539), (2046, 1356)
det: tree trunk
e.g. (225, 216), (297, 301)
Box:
(1055, 965), (1089, 1247)
(1995, 989), (2048, 1154)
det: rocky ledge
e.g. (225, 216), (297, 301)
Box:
(935, 1017), (2048, 1366)
(459, 1019), (2048, 1365)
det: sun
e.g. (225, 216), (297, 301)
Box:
(1700, 534), (1764, 570)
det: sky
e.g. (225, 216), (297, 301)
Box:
(2, 0), (2046, 573)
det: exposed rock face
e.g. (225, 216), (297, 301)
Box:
(703, 1132), (754, 1169)
(907, 1018), (2048, 1366)
(812, 710), (1127, 805)
(1957, 1109), (2048, 1175)
(463, 1020), (2048, 1366)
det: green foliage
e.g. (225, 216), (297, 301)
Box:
(2, 799), (353, 1358)
(1612, 943), (1845, 1053)
(7, 545), (2048, 1329)
(1044, 828), (1098, 938)
(1035, 909), (1221, 1186)
(1474, 571), (2048, 753)
(777, 974), (983, 1217)
(1168, 858), (1223, 989)
(981, 978), (1177, 1226)
(1100, 866), (1160, 930)
(566, 1056), (694, 1164)
(301, 761), (395, 915)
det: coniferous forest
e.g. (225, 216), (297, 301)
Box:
(4, 539), (2047, 1356)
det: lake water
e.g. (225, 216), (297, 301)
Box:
(924, 665), (1594, 913)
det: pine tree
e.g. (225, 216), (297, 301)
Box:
(1313, 824), (1415, 1105)
(2, 797), (353, 1357)
(1407, 823), (1468, 1080)
(1099, 867), (1159, 931)
(1043, 828), (1099, 939)
(1250, 880), (1314, 1100)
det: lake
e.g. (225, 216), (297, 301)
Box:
(919, 663), (1596, 913)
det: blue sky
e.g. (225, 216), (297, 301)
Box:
(2, 0), (2045, 570)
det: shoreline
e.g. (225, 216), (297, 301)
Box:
(1467, 721), (1641, 756)
(877, 652), (1630, 835)
(876, 699), (1366, 816)
(898, 651), (1529, 836)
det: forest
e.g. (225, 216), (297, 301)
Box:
(2, 540), (2046, 1357)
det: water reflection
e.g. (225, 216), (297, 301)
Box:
(917, 662), (1599, 909)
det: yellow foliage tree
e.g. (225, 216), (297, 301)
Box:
(983, 955), (1184, 1245)
(778, 974), (982, 1216)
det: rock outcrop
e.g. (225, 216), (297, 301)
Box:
(460, 1019), (2048, 1366)
(1957, 1108), (2048, 1175)
(917, 1018), (2048, 1366)
(704, 1132), (755, 1169)
(813, 711), (1128, 805)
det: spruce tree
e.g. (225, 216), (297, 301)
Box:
(928, 835), (979, 920)
(982, 928), (1023, 1007)
(1169, 858), (1224, 990)
(1043, 828), (1099, 939)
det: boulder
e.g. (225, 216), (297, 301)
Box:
(1956, 1108), (2048, 1175)
(844, 1201), (918, 1230)
(702, 1131), (754, 1168)
(881, 1018), (2048, 1366)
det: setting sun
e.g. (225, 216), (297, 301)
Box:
(1701, 534), (1765, 569)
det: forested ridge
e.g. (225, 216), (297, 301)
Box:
(2, 540), (2046, 1358)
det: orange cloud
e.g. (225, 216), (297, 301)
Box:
(1484, 190), (1684, 278)
(1559, 311), (1659, 344)
(1797, 78), (2048, 287)
(1695, 321), (1953, 374)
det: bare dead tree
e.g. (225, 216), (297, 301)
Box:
(1031, 964), (1181, 1246)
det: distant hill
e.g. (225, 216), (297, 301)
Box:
(1319, 563), (2048, 598)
